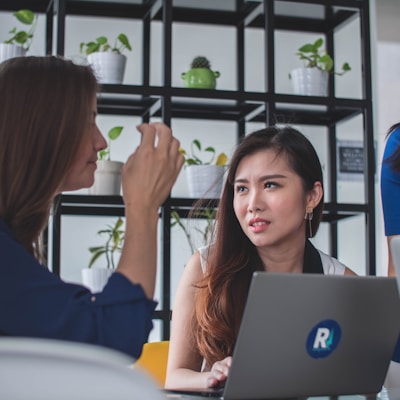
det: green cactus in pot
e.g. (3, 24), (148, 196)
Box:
(181, 55), (220, 89)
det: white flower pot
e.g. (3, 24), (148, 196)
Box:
(186, 165), (226, 199)
(290, 67), (329, 96)
(81, 268), (113, 293)
(89, 160), (123, 195)
(0, 43), (27, 64)
(87, 52), (127, 84)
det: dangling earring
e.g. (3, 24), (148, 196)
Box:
(304, 207), (314, 238)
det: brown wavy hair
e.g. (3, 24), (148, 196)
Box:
(0, 56), (98, 262)
(193, 126), (324, 368)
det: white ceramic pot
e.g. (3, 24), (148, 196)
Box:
(290, 67), (329, 96)
(87, 52), (127, 84)
(186, 165), (226, 199)
(89, 160), (123, 195)
(0, 43), (26, 64)
(81, 268), (113, 293)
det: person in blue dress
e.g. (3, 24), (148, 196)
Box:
(0, 56), (183, 358)
(380, 121), (400, 363)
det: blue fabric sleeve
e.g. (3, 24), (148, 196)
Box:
(380, 128), (400, 362)
(381, 127), (400, 236)
(0, 221), (157, 358)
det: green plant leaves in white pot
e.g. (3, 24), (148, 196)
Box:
(180, 139), (228, 199)
(80, 34), (132, 84)
(0, 9), (37, 63)
(89, 126), (124, 195)
(289, 37), (350, 96)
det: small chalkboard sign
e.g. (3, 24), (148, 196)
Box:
(336, 140), (375, 182)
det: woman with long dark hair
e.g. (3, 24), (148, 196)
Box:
(0, 56), (183, 357)
(165, 126), (355, 389)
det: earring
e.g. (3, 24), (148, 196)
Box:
(304, 207), (314, 238)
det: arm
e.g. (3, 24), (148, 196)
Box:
(0, 122), (183, 358)
(0, 233), (156, 358)
(117, 122), (184, 298)
(165, 251), (207, 388)
(387, 236), (396, 277)
(344, 267), (357, 276)
(165, 252), (231, 389)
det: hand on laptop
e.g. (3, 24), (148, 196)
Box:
(207, 356), (232, 388)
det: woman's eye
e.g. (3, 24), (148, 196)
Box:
(265, 182), (278, 189)
(235, 185), (247, 193)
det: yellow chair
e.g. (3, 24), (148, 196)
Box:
(135, 340), (169, 387)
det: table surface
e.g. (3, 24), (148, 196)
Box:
(160, 387), (400, 400)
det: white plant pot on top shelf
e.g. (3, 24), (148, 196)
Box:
(290, 67), (329, 97)
(87, 52), (127, 84)
(0, 43), (26, 64)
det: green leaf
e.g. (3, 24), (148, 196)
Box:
(88, 249), (107, 268)
(98, 149), (109, 161)
(14, 9), (35, 25)
(342, 62), (351, 72)
(313, 37), (323, 50)
(13, 31), (30, 45)
(96, 36), (108, 45)
(118, 33), (132, 51)
(298, 44), (314, 54)
(192, 139), (201, 152)
(108, 126), (123, 141)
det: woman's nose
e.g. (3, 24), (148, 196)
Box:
(95, 125), (108, 152)
(247, 190), (264, 213)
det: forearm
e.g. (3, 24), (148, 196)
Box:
(116, 206), (159, 299)
(165, 368), (211, 390)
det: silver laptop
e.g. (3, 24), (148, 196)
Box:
(166, 272), (400, 399)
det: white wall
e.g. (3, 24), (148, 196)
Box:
(0, 1), (392, 339)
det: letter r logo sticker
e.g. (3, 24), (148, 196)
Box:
(313, 327), (331, 349)
(306, 319), (341, 359)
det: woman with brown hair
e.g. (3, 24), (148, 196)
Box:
(165, 126), (355, 389)
(0, 56), (183, 357)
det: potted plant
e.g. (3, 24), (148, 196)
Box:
(289, 37), (351, 96)
(171, 207), (216, 254)
(89, 126), (124, 195)
(80, 34), (132, 84)
(82, 217), (124, 292)
(180, 139), (228, 198)
(181, 56), (220, 89)
(0, 9), (37, 63)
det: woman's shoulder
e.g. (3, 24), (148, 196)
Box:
(384, 127), (400, 156)
(317, 249), (347, 275)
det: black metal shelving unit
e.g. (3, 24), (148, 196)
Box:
(1, 0), (375, 340)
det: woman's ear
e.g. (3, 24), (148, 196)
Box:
(307, 181), (323, 209)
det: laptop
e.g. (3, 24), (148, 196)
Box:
(165, 272), (400, 399)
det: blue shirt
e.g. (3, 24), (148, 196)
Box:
(381, 127), (400, 236)
(0, 219), (157, 358)
(380, 127), (400, 362)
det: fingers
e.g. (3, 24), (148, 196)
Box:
(207, 357), (232, 388)
(136, 122), (157, 146)
(136, 122), (172, 148)
(136, 122), (184, 176)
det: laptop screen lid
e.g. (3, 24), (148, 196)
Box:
(222, 272), (400, 400)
